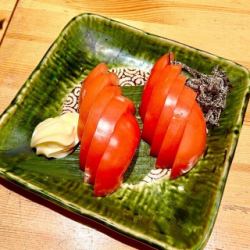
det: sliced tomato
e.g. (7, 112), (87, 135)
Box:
(170, 103), (206, 179)
(78, 72), (119, 140)
(150, 75), (186, 156)
(85, 96), (135, 184)
(79, 85), (121, 170)
(79, 63), (108, 108)
(94, 113), (140, 196)
(156, 87), (197, 168)
(139, 53), (173, 121)
(141, 65), (182, 144)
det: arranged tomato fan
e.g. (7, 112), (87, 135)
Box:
(140, 53), (207, 178)
(77, 54), (207, 196)
(78, 63), (140, 196)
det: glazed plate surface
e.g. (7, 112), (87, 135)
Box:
(0, 13), (249, 250)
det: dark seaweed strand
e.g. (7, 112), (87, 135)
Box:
(174, 61), (230, 127)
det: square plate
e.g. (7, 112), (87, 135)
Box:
(0, 13), (249, 250)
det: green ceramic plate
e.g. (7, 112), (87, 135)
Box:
(0, 13), (249, 250)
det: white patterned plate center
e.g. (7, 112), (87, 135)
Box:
(62, 68), (170, 184)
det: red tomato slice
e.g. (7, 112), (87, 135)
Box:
(141, 65), (182, 144)
(171, 103), (206, 179)
(79, 63), (108, 108)
(85, 96), (135, 184)
(79, 85), (121, 170)
(156, 87), (197, 168)
(139, 53), (173, 121)
(94, 113), (140, 196)
(78, 72), (119, 140)
(150, 75), (186, 156)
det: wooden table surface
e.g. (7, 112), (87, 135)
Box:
(0, 1), (249, 249)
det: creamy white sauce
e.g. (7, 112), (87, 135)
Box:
(31, 112), (79, 158)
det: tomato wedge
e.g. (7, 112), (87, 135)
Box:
(78, 72), (119, 140)
(171, 103), (206, 179)
(156, 87), (197, 168)
(139, 53), (173, 121)
(79, 85), (121, 170)
(150, 75), (186, 156)
(85, 96), (135, 184)
(78, 63), (108, 108)
(141, 65), (182, 144)
(94, 113), (140, 196)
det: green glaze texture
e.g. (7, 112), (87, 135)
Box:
(0, 14), (249, 250)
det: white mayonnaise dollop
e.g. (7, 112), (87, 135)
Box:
(30, 112), (79, 158)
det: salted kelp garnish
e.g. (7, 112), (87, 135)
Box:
(176, 62), (230, 126)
